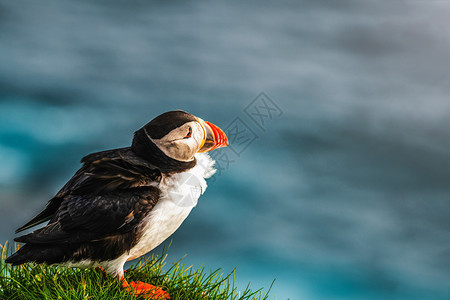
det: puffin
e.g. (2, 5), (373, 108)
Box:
(6, 110), (228, 299)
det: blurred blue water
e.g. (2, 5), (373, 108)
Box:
(1, 1), (450, 299)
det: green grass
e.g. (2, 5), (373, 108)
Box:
(0, 242), (273, 300)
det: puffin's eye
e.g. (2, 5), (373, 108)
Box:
(184, 127), (192, 139)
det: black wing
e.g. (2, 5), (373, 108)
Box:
(8, 186), (160, 264)
(15, 147), (161, 233)
(14, 186), (159, 245)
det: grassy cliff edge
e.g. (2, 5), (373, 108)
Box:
(0, 242), (273, 300)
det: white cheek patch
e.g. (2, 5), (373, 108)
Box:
(147, 121), (204, 162)
(191, 122), (205, 148)
(166, 141), (193, 161)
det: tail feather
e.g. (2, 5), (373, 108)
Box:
(5, 244), (67, 266)
(5, 250), (28, 266)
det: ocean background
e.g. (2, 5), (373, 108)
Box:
(0, 1), (449, 299)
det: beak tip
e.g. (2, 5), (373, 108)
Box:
(203, 120), (229, 151)
(221, 136), (229, 148)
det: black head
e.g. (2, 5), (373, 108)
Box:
(131, 110), (228, 174)
(142, 111), (197, 140)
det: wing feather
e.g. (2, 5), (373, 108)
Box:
(15, 147), (161, 233)
(15, 186), (159, 244)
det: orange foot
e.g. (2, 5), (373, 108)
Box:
(122, 279), (170, 299)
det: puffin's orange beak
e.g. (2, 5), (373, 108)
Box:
(198, 118), (228, 153)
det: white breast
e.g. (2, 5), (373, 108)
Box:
(127, 153), (216, 260)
